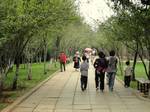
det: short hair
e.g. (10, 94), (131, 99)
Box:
(126, 61), (130, 65)
(82, 55), (87, 61)
(109, 50), (115, 56)
(98, 51), (105, 58)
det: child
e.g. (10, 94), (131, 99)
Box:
(124, 61), (133, 88)
(80, 55), (89, 91)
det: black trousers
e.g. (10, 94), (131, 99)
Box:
(95, 70), (105, 90)
(124, 76), (131, 87)
(60, 62), (66, 72)
(81, 76), (88, 90)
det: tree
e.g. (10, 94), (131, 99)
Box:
(0, 0), (80, 92)
(106, 0), (150, 79)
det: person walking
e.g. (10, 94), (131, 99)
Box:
(93, 51), (108, 92)
(58, 51), (67, 72)
(73, 51), (81, 71)
(80, 55), (89, 91)
(107, 50), (118, 91)
(124, 61), (132, 88)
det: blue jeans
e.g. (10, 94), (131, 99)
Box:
(107, 72), (116, 91)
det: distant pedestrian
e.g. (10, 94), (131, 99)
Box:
(80, 55), (89, 91)
(94, 51), (108, 92)
(73, 51), (81, 71)
(58, 51), (67, 72)
(124, 61), (132, 88)
(107, 50), (118, 91)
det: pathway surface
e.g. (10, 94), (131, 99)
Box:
(11, 63), (150, 112)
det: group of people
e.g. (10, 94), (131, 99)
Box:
(58, 50), (133, 92)
(79, 50), (133, 92)
(94, 50), (117, 92)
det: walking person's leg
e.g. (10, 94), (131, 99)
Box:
(107, 73), (111, 90)
(100, 72), (105, 91)
(106, 73), (109, 85)
(124, 76), (128, 87)
(84, 76), (88, 90)
(127, 76), (131, 87)
(80, 76), (84, 91)
(63, 63), (66, 71)
(60, 62), (63, 72)
(128, 76), (131, 87)
(95, 71), (99, 90)
(110, 72), (116, 91)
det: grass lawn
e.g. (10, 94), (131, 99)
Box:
(117, 61), (148, 89)
(0, 62), (59, 111)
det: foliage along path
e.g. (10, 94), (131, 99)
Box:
(3, 63), (150, 112)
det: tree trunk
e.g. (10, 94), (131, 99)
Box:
(9, 60), (14, 72)
(0, 70), (3, 96)
(139, 54), (149, 80)
(36, 56), (38, 63)
(116, 50), (123, 76)
(12, 62), (19, 90)
(118, 56), (123, 76)
(22, 57), (26, 69)
(44, 46), (47, 74)
(39, 56), (42, 64)
(27, 60), (32, 80)
(4, 60), (14, 79)
(132, 51), (138, 81)
(148, 51), (150, 79)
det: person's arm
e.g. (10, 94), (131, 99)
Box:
(116, 57), (118, 64)
(93, 59), (98, 68)
(79, 57), (81, 62)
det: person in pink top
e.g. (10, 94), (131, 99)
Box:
(58, 51), (67, 72)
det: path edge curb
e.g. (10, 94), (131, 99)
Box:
(1, 70), (59, 112)
(116, 76), (150, 102)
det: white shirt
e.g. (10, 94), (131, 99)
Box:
(124, 66), (133, 76)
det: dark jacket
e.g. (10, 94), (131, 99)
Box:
(94, 58), (108, 73)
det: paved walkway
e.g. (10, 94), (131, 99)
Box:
(11, 63), (150, 112)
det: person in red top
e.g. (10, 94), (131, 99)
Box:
(58, 51), (67, 72)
